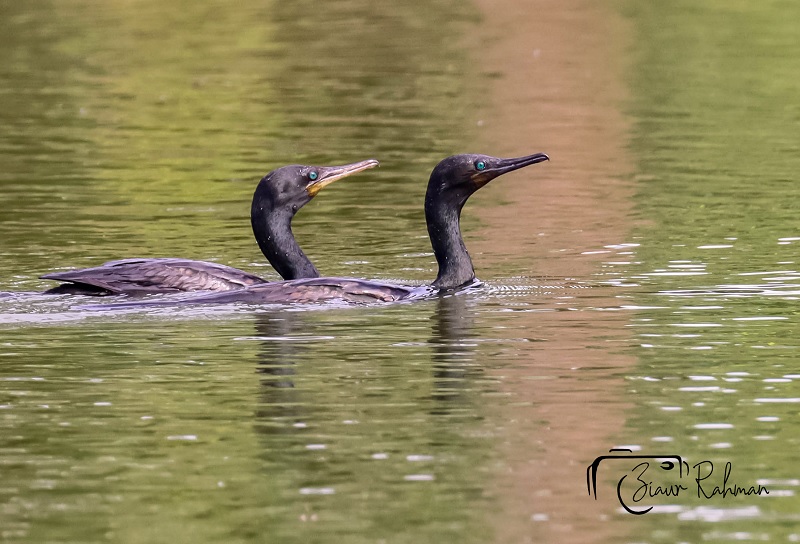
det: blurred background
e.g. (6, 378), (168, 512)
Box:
(1, 0), (799, 542)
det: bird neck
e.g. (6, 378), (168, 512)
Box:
(251, 205), (320, 280)
(425, 192), (475, 290)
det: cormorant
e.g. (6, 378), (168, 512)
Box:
(40, 160), (379, 295)
(94, 152), (548, 307)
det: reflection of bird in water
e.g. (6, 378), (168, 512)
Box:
(251, 297), (480, 430)
(106, 152), (549, 307)
(252, 313), (305, 434)
(40, 160), (378, 295)
(254, 313), (302, 390)
(429, 294), (479, 410)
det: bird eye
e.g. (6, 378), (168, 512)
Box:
(475, 161), (486, 171)
(308, 171), (318, 181)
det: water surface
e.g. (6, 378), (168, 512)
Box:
(1, 0), (799, 543)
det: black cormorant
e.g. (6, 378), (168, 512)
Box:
(95, 152), (548, 307)
(41, 160), (378, 295)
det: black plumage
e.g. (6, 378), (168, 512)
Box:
(96, 152), (549, 308)
(41, 160), (378, 295)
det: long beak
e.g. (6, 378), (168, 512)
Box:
(306, 159), (380, 197)
(493, 152), (549, 175)
(473, 152), (549, 187)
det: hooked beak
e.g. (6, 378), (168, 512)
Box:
(306, 159), (380, 197)
(472, 152), (549, 187)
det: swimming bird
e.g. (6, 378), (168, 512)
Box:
(92, 152), (548, 307)
(41, 159), (379, 295)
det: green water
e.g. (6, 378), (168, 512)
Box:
(617, 0), (800, 541)
(0, 0), (477, 286)
(1, 0), (799, 542)
(0, 301), (498, 543)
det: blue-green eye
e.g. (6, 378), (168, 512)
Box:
(309, 171), (318, 181)
(476, 161), (486, 171)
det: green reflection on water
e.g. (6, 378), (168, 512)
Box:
(621, 0), (800, 539)
(0, 1), (496, 543)
(1, 0), (479, 288)
(627, 0), (800, 264)
(0, 301), (495, 543)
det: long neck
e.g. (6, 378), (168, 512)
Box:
(425, 191), (475, 290)
(251, 202), (319, 280)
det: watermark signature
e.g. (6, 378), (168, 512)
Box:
(587, 448), (769, 515)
